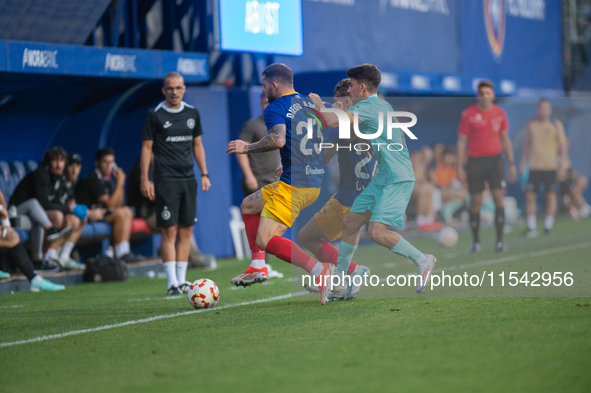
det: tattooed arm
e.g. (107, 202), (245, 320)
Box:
(226, 124), (286, 155)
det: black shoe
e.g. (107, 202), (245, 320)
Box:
(46, 226), (73, 243)
(120, 253), (145, 263)
(468, 242), (481, 254)
(167, 286), (182, 295)
(178, 281), (191, 294)
(35, 259), (64, 273)
(495, 242), (508, 252)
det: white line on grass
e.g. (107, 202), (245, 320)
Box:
(0, 305), (23, 309)
(433, 241), (591, 274)
(0, 292), (308, 349)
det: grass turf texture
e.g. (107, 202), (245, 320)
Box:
(1, 217), (590, 392)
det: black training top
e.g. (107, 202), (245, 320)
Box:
(142, 101), (203, 181)
(75, 170), (113, 208)
(9, 166), (69, 215)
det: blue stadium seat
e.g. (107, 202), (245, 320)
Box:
(12, 161), (26, 181)
(26, 160), (38, 173)
(0, 161), (15, 199)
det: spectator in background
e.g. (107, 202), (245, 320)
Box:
(409, 149), (442, 231)
(76, 148), (143, 263)
(8, 147), (84, 271)
(520, 99), (568, 237)
(236, 92), (281, 196)
(558, 138), (591, 220)
(0, 220), (65, 291)
(431, 147), (467, 223)
(54, 153), (105, 268)
(127, 154), (216, 270)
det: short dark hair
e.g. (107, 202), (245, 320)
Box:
(477, 80), (494, 92)
(42, 147), (67, 166)
(95, 147), (115, 161)
(262, 63), (293, 87)
(346, 64), (381, 91)
(334, 79), (351, 98)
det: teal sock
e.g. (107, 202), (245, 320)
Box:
(337, 241), (357, 273)
(390, 237), (422, 262)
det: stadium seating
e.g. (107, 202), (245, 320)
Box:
(0, 160), (157, 259)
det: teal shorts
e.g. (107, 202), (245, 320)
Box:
(350, 181), (415, 227)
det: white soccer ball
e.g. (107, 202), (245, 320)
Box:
(438, 227), (459, 247)
(187, 278), (220, 309)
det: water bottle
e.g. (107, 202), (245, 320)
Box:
(8, 205), (17, 227)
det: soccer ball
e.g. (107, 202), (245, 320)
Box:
(438, 227), (459, 247)
(187, 278), (220, 309)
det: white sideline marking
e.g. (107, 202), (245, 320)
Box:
(379, 241), (591, 281)
(0, 292), (308, 349)
(0, 305), (23, 309)
(128, 296), (183, 302)
(433, 241), (591, 274)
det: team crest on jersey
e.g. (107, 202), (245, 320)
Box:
(161, 206), (171, 220)
(187, 119), (195, 129)
(484, 0), (506, 60)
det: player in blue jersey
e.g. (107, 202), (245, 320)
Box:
(309, 64), (437, 299)
(298, 79), (375, 294)
(226, 63), (335, 304)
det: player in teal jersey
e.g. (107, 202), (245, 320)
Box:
(309, 64), (437, 299)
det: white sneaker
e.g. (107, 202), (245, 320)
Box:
(344, 265), (370, 301)
(416, 254), (437, 293)
(327, 270), (348, 301)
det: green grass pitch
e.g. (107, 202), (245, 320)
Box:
(1, 217), (590, 392)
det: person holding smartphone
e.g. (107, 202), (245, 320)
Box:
(75, 148), (144, 262)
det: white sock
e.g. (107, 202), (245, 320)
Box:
(527, 215), (537, 230)
(176, 262), (189, 284)
(544, 216), (555, 230)
(250, 259), (266, 269)
(417, 215), (427, 225)
(579, 204), (591, 218)
(310, 262), (324, 278)
(44, 248), (58, 261)
(114, 241), (130, 259)
(415, 253), (429, 269)
(31, 275), (43, 285)
(163, 261), (178, 289)
(59, 242), (75, 263)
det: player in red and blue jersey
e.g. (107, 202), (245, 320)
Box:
(297, 79), (376, 293)
(226, 63), (335, 303)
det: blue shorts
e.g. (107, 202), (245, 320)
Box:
(350, 181), (415, 227)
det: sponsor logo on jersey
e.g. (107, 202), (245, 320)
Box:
(165, 135), (193, 143)
(163, 121), (173, 129)
(187, 119), (195, 129)
(305, 165), (325, 175)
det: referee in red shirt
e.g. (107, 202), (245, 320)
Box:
(457, 81), (517, 253)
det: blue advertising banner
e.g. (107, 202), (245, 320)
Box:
(0, 40), (209, 82)
(276, 0), (460, 74)
(461, 0), (563, 90)
(219, 0), (303, 56)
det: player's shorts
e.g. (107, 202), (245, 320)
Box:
(526, 170), (557, 193)
(467, 154), (505, 194)
(155, 179), (197, 228)
(261, 181), (320, 227)
(350, 181), (415, 227)
(314, 194), (351, 241)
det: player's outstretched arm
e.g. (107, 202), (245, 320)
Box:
(226, 124), (286, 155)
